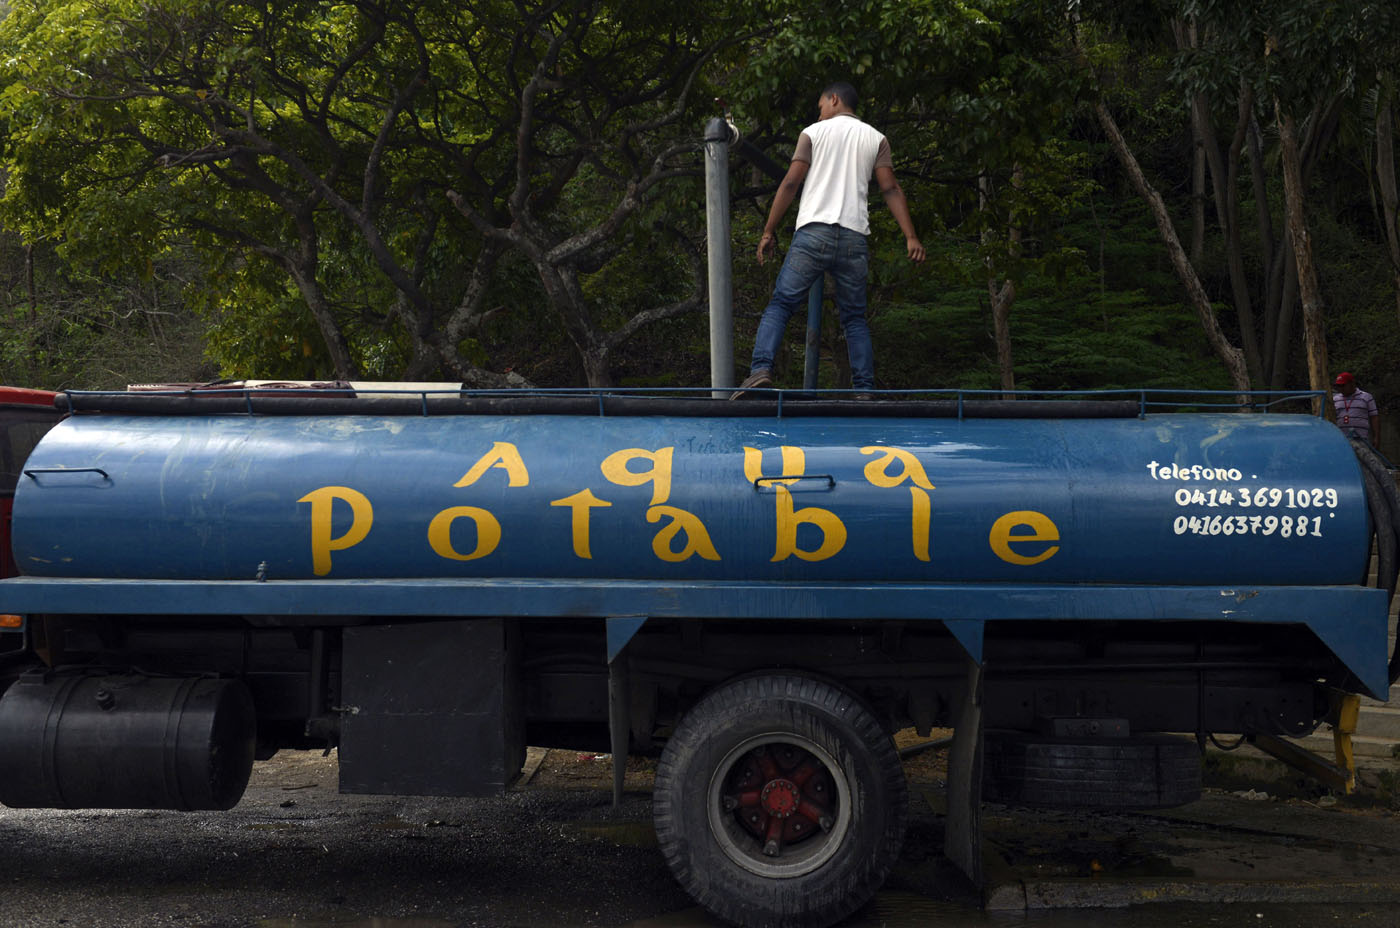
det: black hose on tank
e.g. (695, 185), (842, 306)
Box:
(1360, 467), (1396, 600)
(1350, 438), (1400, 682)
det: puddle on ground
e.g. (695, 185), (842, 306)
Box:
(624, 897), (1400, 927)
(623, 896), (1017, 928)
(563, 818), (658, 848)
(1106, 853), (1195, 878)
(259, 920), (455, 928)
(850, 892), (1007, 925)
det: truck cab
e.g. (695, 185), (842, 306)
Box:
(0, 388), (60, 579)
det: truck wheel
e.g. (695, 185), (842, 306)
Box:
(653, 674), (907, 928)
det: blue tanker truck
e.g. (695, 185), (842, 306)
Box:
(0, 384), (1395, 928)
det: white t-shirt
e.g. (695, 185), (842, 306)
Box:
(792, 114), (893, 236)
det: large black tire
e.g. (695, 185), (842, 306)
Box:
(983, 731), (1201, 809)
(653, 674), (907, 928)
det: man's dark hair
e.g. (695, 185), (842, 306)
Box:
(822, 81), (859, 111)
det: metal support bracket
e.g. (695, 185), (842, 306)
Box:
(1252, 690), (1359, 795)
(606, 616), (647, 810)
(606, 615), (648, 664)
(609, 653), (630, 811)
(1252, 732), (1356, 795)
(944, 653), (984, 886)
(944, 619), (986, 664)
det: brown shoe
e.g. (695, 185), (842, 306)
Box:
(730, 369), (772, 400)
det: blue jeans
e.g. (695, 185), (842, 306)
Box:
(750, 223), (873, 389)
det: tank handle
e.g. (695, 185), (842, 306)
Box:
(24, 467), (111, 486)
(752, 474), (836, 491)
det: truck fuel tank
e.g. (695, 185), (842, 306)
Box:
(0, 674), (255, 810)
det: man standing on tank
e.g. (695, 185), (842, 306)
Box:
(733, 81), (924, 399)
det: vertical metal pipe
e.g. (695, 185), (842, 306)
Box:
(704, 118), (734, 395)
(803, 278), (823, 391)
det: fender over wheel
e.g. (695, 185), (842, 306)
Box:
(653, 674), (907, 928)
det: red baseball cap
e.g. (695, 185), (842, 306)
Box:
(1334, 372), (1354, 387)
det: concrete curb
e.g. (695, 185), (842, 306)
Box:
(987, 879), (1400, 910)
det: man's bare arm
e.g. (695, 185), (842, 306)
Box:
(875, 165), (925, 263)
(757, 160), (810, 265)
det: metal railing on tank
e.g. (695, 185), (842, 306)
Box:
(56, 384), (1331, 421)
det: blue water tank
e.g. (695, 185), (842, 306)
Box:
(12, 411), (1368, 586)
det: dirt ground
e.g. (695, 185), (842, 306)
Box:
(3, 729), (1400, 928)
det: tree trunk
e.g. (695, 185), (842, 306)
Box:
(990, 279), (1016, 398)
(980, 171), (1021, 399)
(285, 264), (358, 381)
(1189, 88), (1265, 385)
(24, 243), (35, 319)
(1190, 109), (1207, 265)
(278, 221), (358, 381)
(536, 260), (614, 387)
(1174, 21), (1207, 265)
(1093, 102), (1252, 395)
(1276, 104), (1329, 415)
(1268, 242), (1300, 392)
(1377, 94), (1400, 328)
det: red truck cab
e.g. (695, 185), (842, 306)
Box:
(0, 388), (61, 579)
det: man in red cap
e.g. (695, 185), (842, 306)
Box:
(1332, 372), (1379, 444)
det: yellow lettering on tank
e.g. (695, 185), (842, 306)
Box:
(601, 448), (674, 505)
(427, 506), (502, 561)
(772, 485), (847, 562)
(453, 441), (530, 487)
(989, 510), (1060, 566)
(646, 505), (720, 562)
(861, 446), (935, 561)
(910, 487), (931, 562)
(550, 489), (612, 559)
(743, 446), (806, 486)
(860, 446), (935, 490)
(298, 486), (373, 576)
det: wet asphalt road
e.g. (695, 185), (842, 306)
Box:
(0, 751), (687, 928)
(2, 749), (1399, 928)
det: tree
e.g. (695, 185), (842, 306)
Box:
(0, 0), (746, 386)
(443, 0), (748, 386)
(1072, 0), (1400, 400)
(1378, 85), (1400, 327)
(727, 0), (1090, 393)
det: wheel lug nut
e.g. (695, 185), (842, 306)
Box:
(818, 815), (833, 832)
(722, 797), (739, 812)
(763, 840), (780, 857)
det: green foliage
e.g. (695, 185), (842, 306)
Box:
(874, 285), (1226, 392)
(873, 208), (1229, 393)
(0, 0), (1392, 417)
(0, 238), (214, 389)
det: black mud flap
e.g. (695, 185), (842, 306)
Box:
(338, 618), (524, 797)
